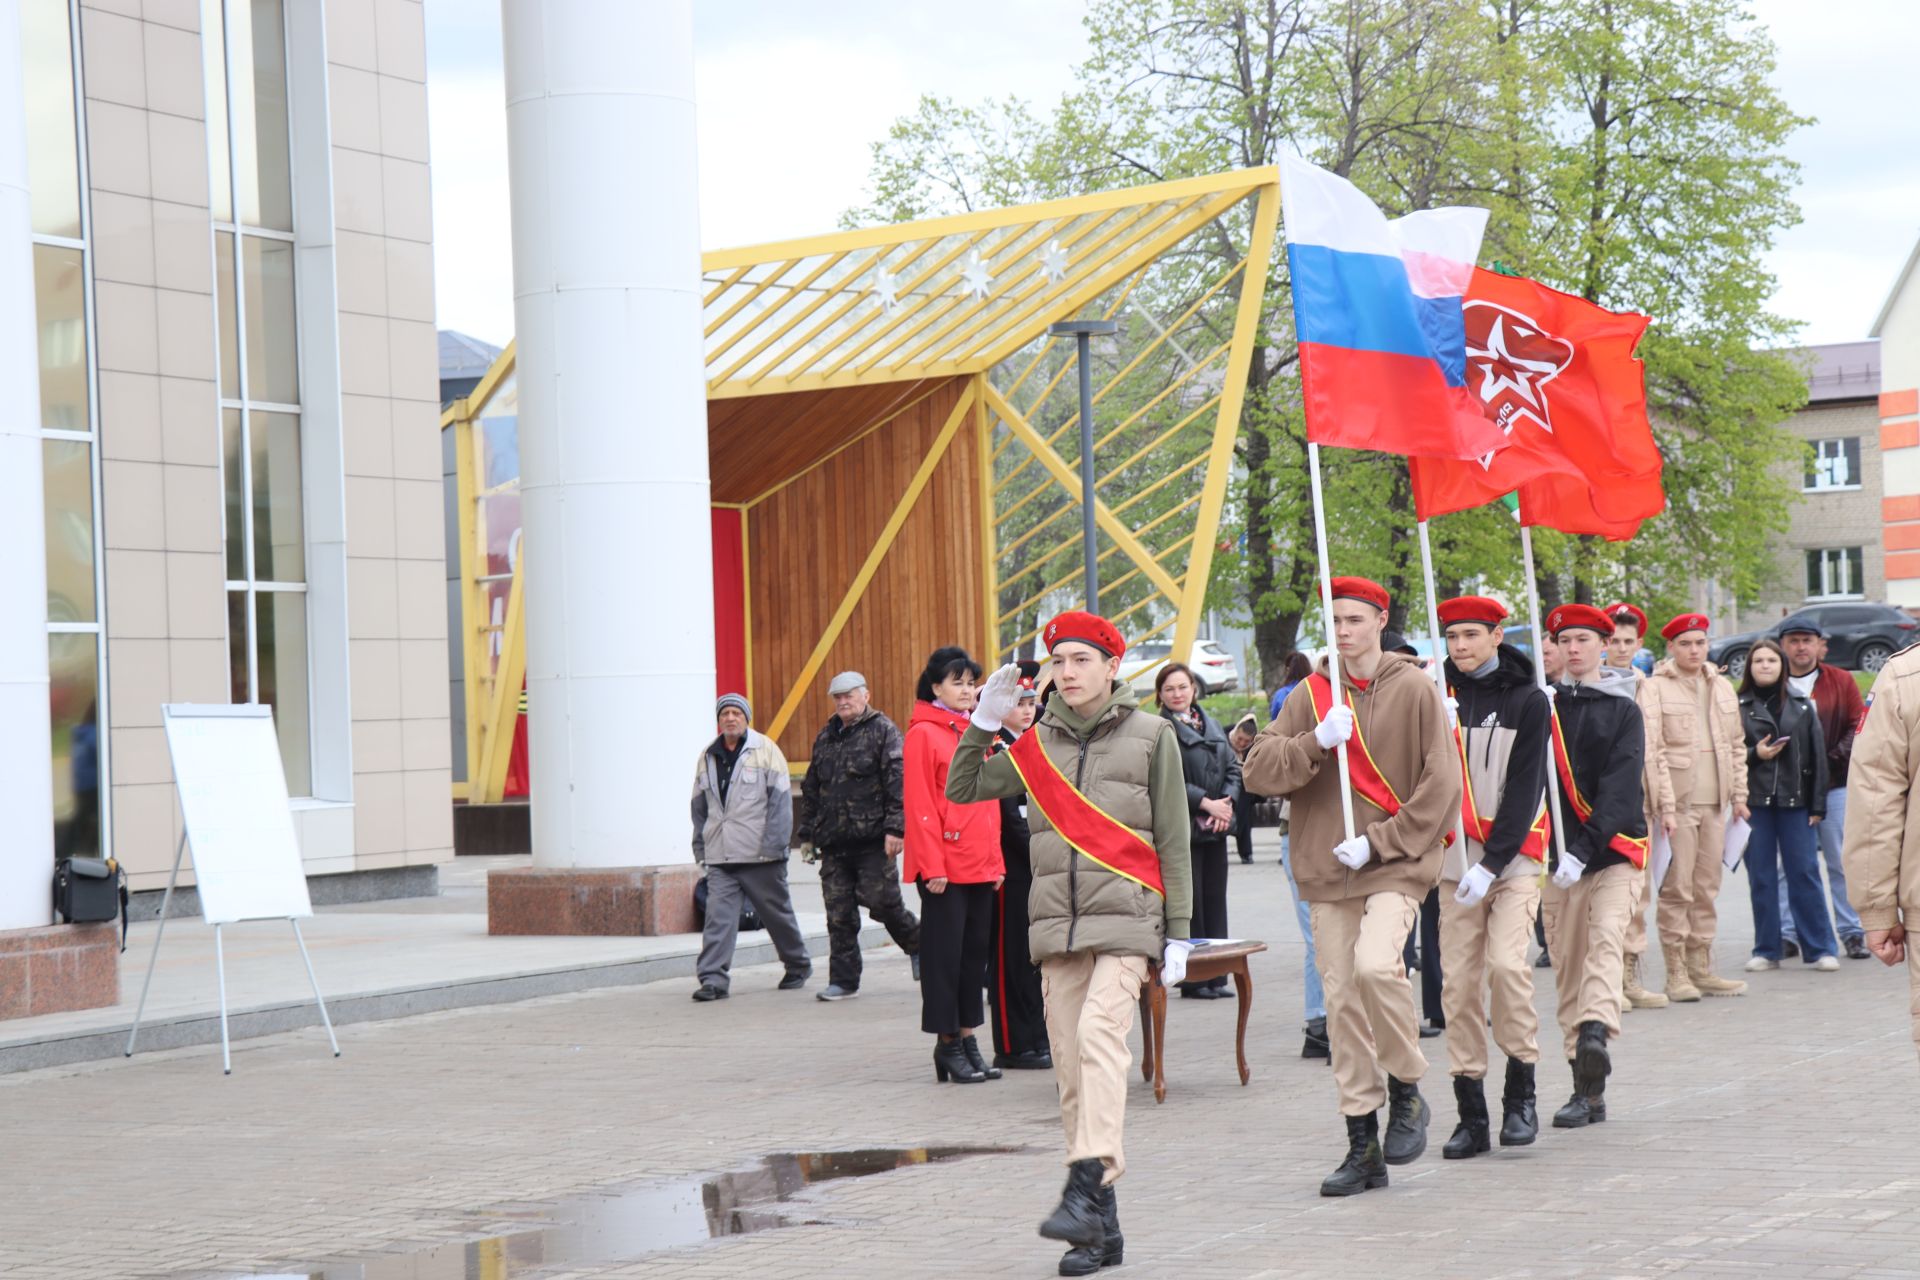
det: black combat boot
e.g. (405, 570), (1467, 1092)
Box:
(1039, 1158), (1107, 1249)
(1320, 1113), (1388, 1196)
(1057, 1182), (1122, 1275)
(1551, 1060), (1607, 1128)
(1499, 1057), (1538, 1146)
(1573, 1019), (1611, 1100)
(1382, 1075), (1430, 1165)
(1442, 1075), (1490, 1159)
(1301, 1016), (1330, 1061)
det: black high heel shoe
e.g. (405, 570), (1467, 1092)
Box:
(960, 1034), (1002, 1079)
(934, 1036), (988, 1083)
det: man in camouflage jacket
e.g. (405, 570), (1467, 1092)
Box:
(799, 671), (921, 1000)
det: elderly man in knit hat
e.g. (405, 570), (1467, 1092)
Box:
(690, 693), (813, 1002)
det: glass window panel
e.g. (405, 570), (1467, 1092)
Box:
(256, 589), (311, 795)
(227, 0), (293, 232)
(43, 439), (96, 624)
(250, 410), (304, 582)
(242, 235), (299, 403)
(215, 232), (239, 399)
(228, 588), (251, 702)
(24, 0), (80, 239)
(49, 632), (101, 859)
(202, 0), (234, 223)
(223, 408), (245, 578)
(33, 244), (88, 432)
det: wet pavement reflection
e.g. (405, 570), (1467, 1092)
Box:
(201, 1145), (1015, 1278)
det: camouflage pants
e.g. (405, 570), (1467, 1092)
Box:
(819, 843), (920, 990)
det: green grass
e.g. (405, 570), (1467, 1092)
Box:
(1857, 671), (1876, 695)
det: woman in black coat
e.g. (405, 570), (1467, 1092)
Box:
(1156, 662), (1241, 997)
(986, 665), (1051, 1068)
(1737, 638), (1838, 971)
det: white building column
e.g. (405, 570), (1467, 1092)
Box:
(0, 12), (56, 929)
(501, 0), (713, 868)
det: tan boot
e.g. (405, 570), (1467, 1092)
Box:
(1687, 943), (1747, 997)
(1624, 953), (1668, 1009)
(1663, 947), (1701, 1003)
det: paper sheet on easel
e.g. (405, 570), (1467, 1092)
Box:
(1723, 814), (1752, 872)
(1649, 827), (1673, 893)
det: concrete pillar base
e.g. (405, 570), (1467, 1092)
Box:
(0, 923), (121, 1021)
(487, 865), (700, 936)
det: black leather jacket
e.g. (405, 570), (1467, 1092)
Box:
(1739, 687), (1829, 817)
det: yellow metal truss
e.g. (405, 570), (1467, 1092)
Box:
(443, 169), (1281, 798)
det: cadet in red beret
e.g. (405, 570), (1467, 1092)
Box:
(1644, 609), (1749, 1004)
(1538, 598), (1651, 1130)
(947, 612), (1193, 1272)
(1245, 573), (1460, 1195)
(1597, 601), (1672, 1013)
(1434, 592), (1548, 1157)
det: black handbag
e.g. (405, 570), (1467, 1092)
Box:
(693, 874), (765, 932)
(53, 856), (129, 949)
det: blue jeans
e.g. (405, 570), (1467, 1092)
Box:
(1779, 786), (1863, 943)
(1281, 833), (1327, 1021)
(1747, 805), (1838, 963)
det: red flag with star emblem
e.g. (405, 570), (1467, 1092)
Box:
(1409, 269), (1663, 532)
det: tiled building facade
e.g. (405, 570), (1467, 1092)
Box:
(1876, 239), (1920, 605)
(8, 0), (450, 927)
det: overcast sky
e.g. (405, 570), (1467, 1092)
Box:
(425, 0), (1919, 352)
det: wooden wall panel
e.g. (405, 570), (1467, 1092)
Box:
(748, 379), (985, 763)
(708, 377), (952, 504)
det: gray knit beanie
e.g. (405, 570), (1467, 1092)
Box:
(715, 692), (752, 722)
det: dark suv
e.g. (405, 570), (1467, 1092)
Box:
(1709, 603), (1918, 681)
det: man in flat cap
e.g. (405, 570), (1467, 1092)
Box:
(1777, 615), (1870, 961)
(1643, 611), (1750, 1000)
(947, 610), (1192, 1275)
(1244, 576), (1459, 1197)
(690, 693), (813, 1002)
(1603, 602), (1673, 1012)
(1434, 594), (1548, 1158)
(1540, 605), (1650, 1127)
(799, 671), (922, 1001)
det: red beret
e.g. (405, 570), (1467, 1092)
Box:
(1438, 595), (1508, 630)
(1661, 612), (1710, 641)
(1605, 602), (1648, 637)
(1546, 604), (1614, 638)
(1043, 610), (1126, 659)
(1330, 576), (1390, 612)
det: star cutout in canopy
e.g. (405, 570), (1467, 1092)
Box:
(1040, 239), (1069, 284)
(872, 266), (900, 315)
(961, 249), (994, 300)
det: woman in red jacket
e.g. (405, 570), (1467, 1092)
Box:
(905, 646), (1005, 1084)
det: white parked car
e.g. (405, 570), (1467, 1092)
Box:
(1119, 638), (1241, 697)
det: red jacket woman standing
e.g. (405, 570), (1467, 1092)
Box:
(904, 646), (1004, 1084)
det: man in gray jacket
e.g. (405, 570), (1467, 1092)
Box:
(690, 693), (812, 1002)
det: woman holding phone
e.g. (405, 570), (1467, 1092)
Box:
(1736, 638), (1837, 972)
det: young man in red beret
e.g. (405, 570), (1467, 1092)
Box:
(1540, 604), (1651, 1127)
(1243, 577), (1460, 1196)
(1644, 612), (1750, 1000)
(1434, 595), (1547, 1158)
(1604, 603), (1674, 1012)
(947, 610), (1193, 1276)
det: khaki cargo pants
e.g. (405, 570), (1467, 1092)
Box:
(1541, 862), (1636, 1059)
(1041, 951), (1149, 1185)
(1439, 873), (1542, 1078)
(1658, 803), (1728, 957)
(1309, 891), (1427, 1115)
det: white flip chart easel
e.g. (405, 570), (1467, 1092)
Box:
(125, 704), (340, 1074)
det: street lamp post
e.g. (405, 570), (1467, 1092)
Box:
(1047, 319), (1119, 614)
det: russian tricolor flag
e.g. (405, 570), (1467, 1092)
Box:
(1282, 154), (1508, 461)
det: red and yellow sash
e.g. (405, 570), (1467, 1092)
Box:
(1306, 674), (1451, 845)
(1549, 707), (1649, 868)
(1005, 729), (1164, 896)
(1449, 687), (1547, 863)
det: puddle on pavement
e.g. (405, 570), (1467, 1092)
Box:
(210, 1145), (1015, 1279)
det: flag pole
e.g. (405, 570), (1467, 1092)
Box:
(1520, 520), (1570, 865)
(1308, 442), (1357, 841)
(1416, 519), (1448, 700)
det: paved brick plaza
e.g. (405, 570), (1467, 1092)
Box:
(3, 834), (1918, 1279)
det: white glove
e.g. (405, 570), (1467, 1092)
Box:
(1334, 834), (1371, 869)
(1444, 695), (1459, 728)
(1161, 938), (1195, 987)
(1551, 852), (1585, 889)
(972, 663), (1023, 733)
(1313, 704), (1355, 750)
(798, 842), (819, 865)
(1542, 683), (1557, 703)
(1453, 862), (1495, 906)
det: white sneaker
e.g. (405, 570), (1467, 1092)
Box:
(1813, 955), (1841, 972)
(1744, 956), (1779, 972)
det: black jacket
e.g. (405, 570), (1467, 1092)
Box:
(797, 708), (905, 847)
(992, 727), (1032, 863)
(1444, 644), (1550, 877)
(1161, 705), (1242, 845)
(1551, 674), (1648, 876)
(1740, 687), (1830, 816)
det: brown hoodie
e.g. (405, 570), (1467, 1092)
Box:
(1243, 651), (1459, 904)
